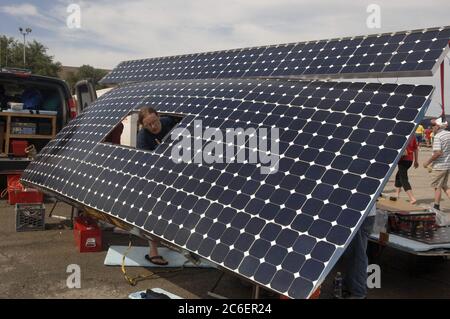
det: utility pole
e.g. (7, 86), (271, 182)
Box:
(19, 27), (32, 67)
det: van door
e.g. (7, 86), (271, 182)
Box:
(74, 80), (97, 112)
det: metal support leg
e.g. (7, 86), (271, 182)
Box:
(252, 285), (260, 299)
(207, 272), (227, 299)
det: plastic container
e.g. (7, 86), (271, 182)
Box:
(74, 216), (103, 253)
(15, 203), (45, 232)
(10, 140), (28, 157)
(7, 174), (43, 205)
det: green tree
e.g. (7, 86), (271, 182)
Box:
(66, 64), (109, 93)
(0, 35), (61, 77)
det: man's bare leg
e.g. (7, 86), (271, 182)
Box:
(434, 188), (442, 209)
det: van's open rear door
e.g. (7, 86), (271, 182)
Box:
(74, 80), (97, 112)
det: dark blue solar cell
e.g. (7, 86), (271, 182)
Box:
(357, 178), (381, 195)
(196, 218), (214, 234)
(315, 152), (335, 166)
(357, 117), (378, 130)
(269, 189), (290, 206)
(404, 96), (426, 109)
(333, 126), (353, 139)
(274, 208), (296, 226)
(357, 145), (379, 160)
(348, 193), (371, 211)
(349, 129), (370, 143)
(329, 188), (352, 206)
(235, 233), (255, 251)
(245, 218), (266, 235)
(348, 159), (370, 175)
(260, 203), (279, 220)
(282, 252), (306, 273)
(305, 165), (326, 180)
(254, 263), (277, 285)
(324, 138), (344, 152)
(299, 148), (319, 162)
(397, 109), (418, 121)
(317, 123), (336, 136)
(341, 142), (361, 156)
(258, 224), (281, 243)
(311, 241), (335, 262)
(290, 161), (310, 176)
(300, 259), (324, 281)
(255, 184), (275, 200)
(245, 198), (265, 215)
(367, 162), (390, 179)
(308, 220), (332, 239)
(312, 184), (334, 200)
(288, 277), (314, 299)
(374, 119), (396, 133)
(309, 136), (328, 149)
(337, 208), (361, 228)
(163, 223), (179, 241)
(223, 249), (244, 269)
(331, 155), (352, 170)
(250, 239), (272, 258)
(239, 256), (260, 277)
(242, 179), (260, 195)
(318, 203), (342, 222)
(266, 245), (288, 265)
(321, 169), (343, 185)
(327, 225), (351, 245)
(375, 148), (398, 164)
(280, 175), (301, 190)
(205, 203), (222, 219)
(270, 270), (295, 293)
(326, 112), (345, 124)
(186, 232), (203, 251)
(286, 193), (307, 210)
(367, 132), (388, 146)
(274, 229), (297, 248)
(231, 193), (251, 210)
(393, 122), (415, 136)
(302, 198), (323, 217)
(290, 213), (314, 232)
(210, 243), (230, 263)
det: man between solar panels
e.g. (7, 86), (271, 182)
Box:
(422, 117), (450, 211)
(137, 106), (176, 266)
(339, 204), (376, 299)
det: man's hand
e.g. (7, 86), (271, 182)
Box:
(414, 161), (419, 168)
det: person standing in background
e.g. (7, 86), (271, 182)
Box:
(415, 123), (424, 145)
(423, 118), (450, 211)
(395, 134), (419, 204)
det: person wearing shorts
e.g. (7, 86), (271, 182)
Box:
(423, 118), (450, 210)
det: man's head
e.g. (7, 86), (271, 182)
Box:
(431, 117), (448, 133)
(138, 106), (162, 135)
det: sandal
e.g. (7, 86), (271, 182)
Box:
(145, 254), (168, 266)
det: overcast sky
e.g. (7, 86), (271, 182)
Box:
(0, 0), (449, 115)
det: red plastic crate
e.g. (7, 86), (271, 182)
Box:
(7, 174), (43, 205)
(10, 140), (28, 157)
(74, 216), (102, 253)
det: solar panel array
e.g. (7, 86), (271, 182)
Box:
(101, 26), (450, 84)
(22, 78), (433, 298)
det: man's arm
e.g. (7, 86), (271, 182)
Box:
(136, 130), (156, 151)
(423, 136), (443, 168)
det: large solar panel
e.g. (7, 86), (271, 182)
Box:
(22, 78), (433, 298)
(100, 26), (450, 84)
